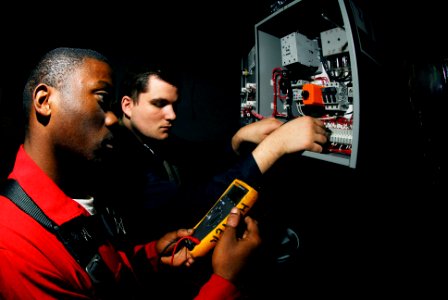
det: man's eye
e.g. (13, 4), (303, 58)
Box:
(98, 93), (112, 110)
(152, 100), (168, 108)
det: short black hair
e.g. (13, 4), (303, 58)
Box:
(119, 63), (182, 102)
(22, 47), (110, 130)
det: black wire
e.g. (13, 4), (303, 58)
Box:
(158, 239), (178, 257)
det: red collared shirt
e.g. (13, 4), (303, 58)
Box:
(0, 145), (239, 299)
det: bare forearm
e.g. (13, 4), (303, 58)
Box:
(250, 116), (328, 174)
(251, 135), (284, 174)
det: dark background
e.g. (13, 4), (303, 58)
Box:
(0, 0), (272, 178)
(1, 0), (445, 298)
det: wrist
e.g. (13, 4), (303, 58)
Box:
(251, 138), (283, 174)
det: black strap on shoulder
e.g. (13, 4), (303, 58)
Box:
(0, 179), (59, 233)
(0, 179), (83, 263)
(0, 178), (147, 298)
(0, 179), (114, 285)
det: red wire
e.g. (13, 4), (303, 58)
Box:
(250, 110), (264, 120)
(272, 68), (287, 118)
(170, 236), (200, 266)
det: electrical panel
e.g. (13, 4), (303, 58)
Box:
(253, 0), (376, 168)
(241, 46), (261, 126)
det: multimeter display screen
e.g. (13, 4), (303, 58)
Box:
(192, 184), (249, 240)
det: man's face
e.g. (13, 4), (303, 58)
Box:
(123, 76), (178, 141)
(50, 58), (117, 162)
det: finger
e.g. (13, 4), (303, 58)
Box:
(219, 207), (240, 245)
(242, 215), (260, 238)
(316, 132), (328, 145)
(310, 143), (324, 153)
(225, 207), (241, 228)
(185, 257), (195, 267)
(160, 246), (190, 266)
(176, 228), (194, 238)
(313, 117), (325, 126)
(241, 216), (262, 247)
(159, 255), (171, 265)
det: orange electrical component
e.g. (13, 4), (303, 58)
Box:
(302, 83), (324, 106)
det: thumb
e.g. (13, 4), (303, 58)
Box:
(225, 207), (241, 229)
(219, 207), (240, 245)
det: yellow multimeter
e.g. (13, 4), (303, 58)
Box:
(185, 179), (258, 258)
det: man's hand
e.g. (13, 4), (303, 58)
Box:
(157, 228), (196, 267)
(211, 207), (262, 283)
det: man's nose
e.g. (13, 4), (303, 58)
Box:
(105, 111), (119, 126)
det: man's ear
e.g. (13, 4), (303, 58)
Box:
(33, 84), (52, 117)
(121, 96), (134, 119)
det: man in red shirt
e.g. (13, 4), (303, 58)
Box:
(0, 47), (261, 299)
